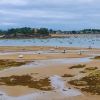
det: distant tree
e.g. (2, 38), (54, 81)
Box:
(49, 29), (54, 34)
(0, 30), (4, 35)
(37, 28), (49, 36)
(71, 31), (77, 34)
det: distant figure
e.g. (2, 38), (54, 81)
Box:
(18, 54), (23, 58)
(79, 51), (82, 55)
(63, 49), (66, 53)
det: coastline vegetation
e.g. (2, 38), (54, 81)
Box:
(0, 27), (50, 38)
(0, 28), (100, 39)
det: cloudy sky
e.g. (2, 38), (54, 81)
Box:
(0, 0), (100, 30)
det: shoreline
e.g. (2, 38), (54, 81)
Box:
(0, 33), (100, 39)
(0, 46), (100, 50)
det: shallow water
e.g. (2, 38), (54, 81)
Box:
(0, 57), (90, 100)
(50, 75), (82, 96)
(0, 50), (61, 55)
(0, 91), (43, 100)
(0, 75), (82, 100)
(0, 36), (100, 48)
(20, 57), (92, 68)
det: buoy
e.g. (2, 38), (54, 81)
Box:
(18, 55), (23, 58)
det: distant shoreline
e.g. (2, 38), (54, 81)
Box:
(0, 28), (100, 39)
(0, 33), (100, 39)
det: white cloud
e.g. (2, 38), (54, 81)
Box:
(0, 0), (100, 30)
(0, 0), (28, 5)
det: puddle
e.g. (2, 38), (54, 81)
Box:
(0, 91), (43, 100)
(22, 57), (92, 68)
(0, 50), (61, 55)
(50, 75), (82, 96)
(0, 57), (90, 99)
(0, 57), (92, 75)
(0, 75), (82, 100)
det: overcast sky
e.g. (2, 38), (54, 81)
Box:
(0, 0), (100, 30)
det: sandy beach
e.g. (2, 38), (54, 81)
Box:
(0, 46), (99, 100)
(1, 0), (100, 99)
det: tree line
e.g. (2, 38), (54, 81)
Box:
(0, 28), (100, 38)
(0, 27), (51, 38)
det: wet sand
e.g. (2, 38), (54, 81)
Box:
(0, 46), (100, 60)
(0, 46), (100, 100)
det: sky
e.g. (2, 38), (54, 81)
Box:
(0, 0), (100, 30)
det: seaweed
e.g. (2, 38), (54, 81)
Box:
(0, 75), (52, 91)
(85, 67), (98, 71)
(69, 70), (100, 95)
(80, 67), (98, 73)
(69, 64), (86, 69)
(62, 74), (74, 77)
(94, 56), (100, 59)
(0, 60), (27, 70)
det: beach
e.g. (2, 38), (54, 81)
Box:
(1, 0), (100, 99)
(0, 46), (99, 100)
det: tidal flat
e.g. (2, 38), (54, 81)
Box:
(0, 40), (99, 100)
